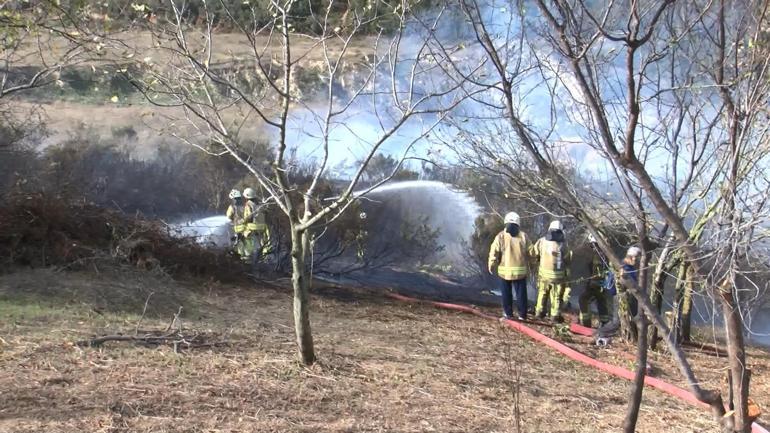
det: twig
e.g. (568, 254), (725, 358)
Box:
(301, 370), (337, 382)
(165, 306), (183, 332)
(135, 291), (154, 335)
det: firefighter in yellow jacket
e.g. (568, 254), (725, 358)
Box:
(578, 233), (612, 327)
(530, 220), (573, 322)
(242, 187), (269, 263)
(225, 189), (247, 259)
(488, 212), (531, 320)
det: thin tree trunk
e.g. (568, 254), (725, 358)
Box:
(681, 266), (694, 342)
(624, 311), (649, 433)
(291, 227), (315, 365)
(618, 288), (639, 342)
(721, 281), (750, 433)
(712, 1), (750, 428)
(624, 242), (651, 432)
(671, 260), (686, 343)
(648, 270), (666, 350)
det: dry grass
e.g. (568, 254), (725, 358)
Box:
(0, 269), (735, 433)
(11, 29), (378, 155)
(545, 317), (770, 425)
(15, 31), (377, 68)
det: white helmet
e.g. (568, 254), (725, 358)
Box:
(243, 187), (257, 199)
(548, 220), (563, 231)
(626, 246), (642, 258)
(587, 233), (597, 243)
(504, 212), (520, 225)
(228, 189), (242, 199)
(359, 212), (367, 220)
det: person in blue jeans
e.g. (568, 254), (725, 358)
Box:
(488, 212), (531, 320)
(596, 246), (640, 338)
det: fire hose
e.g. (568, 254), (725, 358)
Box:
(386, 292), (769, 433)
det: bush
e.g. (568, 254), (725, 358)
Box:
(1, 129), (254, 218)
(0, 192), (243, 278)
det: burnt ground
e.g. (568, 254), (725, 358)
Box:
(0, 267), (766, 433)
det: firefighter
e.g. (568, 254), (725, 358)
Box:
(597, 246), (641, 338)
(225, 189), (247, 259)
(242, 187), (268, 264)
(578, 233), (612, 327)
(355, 212), (368, 262)
(488, 211), (531, 320)
(531, 220), (573, 322)
(617, 246), (641, 317)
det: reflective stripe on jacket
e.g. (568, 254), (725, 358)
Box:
(488, 230), (530, 280)
(226, 204), (246, 233)
(530, 237), (572, 282)
(243, 201), (267, 234)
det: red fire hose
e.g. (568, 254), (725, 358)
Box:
(386, 292), (768, 433)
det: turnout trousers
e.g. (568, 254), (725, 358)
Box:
(578, 283), (611, 327)
(241, 231), (266, 264)
(535, 280), (570, 318)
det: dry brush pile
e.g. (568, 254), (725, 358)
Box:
(0, 192), (244, 279)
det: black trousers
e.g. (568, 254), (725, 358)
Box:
(499, 277), (528, 318)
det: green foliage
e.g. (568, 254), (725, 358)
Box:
(399, 215), (444, 264)
(552, 324), (571, 341)
(361, 154), (419, 183)
(19, 66), (141, 104)
(470, 214), (503, 271)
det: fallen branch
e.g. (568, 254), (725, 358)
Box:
(76, 330), (229, 351)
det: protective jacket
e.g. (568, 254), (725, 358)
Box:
(488, 230), (530, 280)
(226, 203), (246, 233)
(243, 200), (267, 235)
(530, 237), (572, 282)
(588, 252), (608, 284)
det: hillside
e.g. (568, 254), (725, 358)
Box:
(2, 267), (766, 432)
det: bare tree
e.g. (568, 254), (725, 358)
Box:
(105, 0), (474, 364)
(434, 0), (770, 430)
(0, 1), (90, 153)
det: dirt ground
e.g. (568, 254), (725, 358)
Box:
(2, 268), (763, 432)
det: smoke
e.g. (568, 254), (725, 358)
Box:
(278, 6), (480, 172)
(359, 180), (481, 265)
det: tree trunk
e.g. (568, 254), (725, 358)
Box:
(624, 243), (651, 432)
(721, 282), (750, 432)
(618, 287), (638, 342)
(624, 311), (649, 433)
(291, 227), (315, 365)
(681, 266), (694, 342)
(648, 270), (666, 350)
(671, 261), (686, 344)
